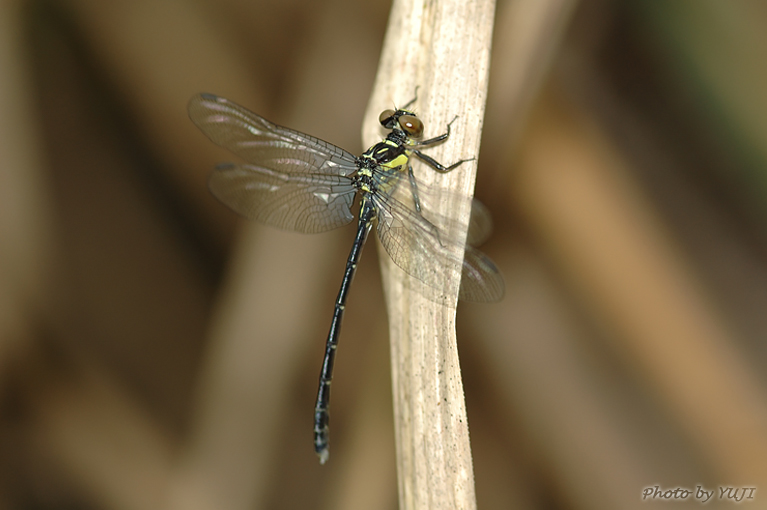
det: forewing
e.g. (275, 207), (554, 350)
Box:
(209, 163), (356, 233)
(390, 170), (492, 247)
(188, 93), (359, 177)
(372, 192), (504, 303)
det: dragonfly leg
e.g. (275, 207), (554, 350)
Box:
(413, 150), (474, 174)
(414, 115), (461, 147)
(401, 86), (420, 110)
(411, 116), (474, 172)
(407, 165), (423, 213)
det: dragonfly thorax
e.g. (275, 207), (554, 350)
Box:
(363, 139), (408, 165)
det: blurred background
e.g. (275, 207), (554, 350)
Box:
(1, 0), (766, 509)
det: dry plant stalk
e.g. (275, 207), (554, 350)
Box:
(362, 1), (495, 508)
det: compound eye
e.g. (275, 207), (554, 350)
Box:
(399, 115), (423, 138)
(379, 109), (396, 128)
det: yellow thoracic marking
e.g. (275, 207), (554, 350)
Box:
(355, 133), (420, 196)
(384, 153), (410, 172)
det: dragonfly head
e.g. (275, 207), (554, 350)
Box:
(378, 109), (424, 139)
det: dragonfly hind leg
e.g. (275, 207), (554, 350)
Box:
(404, 164), (447, 248)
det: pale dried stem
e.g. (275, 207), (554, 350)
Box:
(362, 1), (495, 509)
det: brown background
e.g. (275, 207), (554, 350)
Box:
(1, 0), (766, 509)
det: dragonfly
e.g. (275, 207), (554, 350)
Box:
(188, 92), (504, 464)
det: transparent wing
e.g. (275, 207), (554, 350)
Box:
(412, 196), (493, 248)
(457, 245), (505, 302)
(188, 93), (360, 176)
(393, 169), (494, 247)
(466, 199), (493, 247)
(209, 163), (356, 233)
(372, 190), (504, 303)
